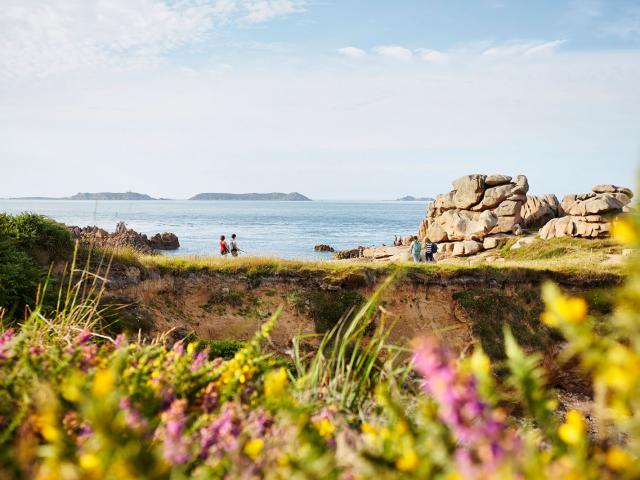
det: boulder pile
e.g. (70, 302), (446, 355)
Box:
(418, 174), (529, 256)
(521, 194), (562, 229)
(539, 185), (632, 240)
(69, 221), (180, 254)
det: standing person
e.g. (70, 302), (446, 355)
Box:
(229, 233), (239, 257)
(219, 235), (229, 257)
(410, 236), (421, 263)
(424, 238), (438, 262)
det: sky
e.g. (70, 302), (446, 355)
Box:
(1, 0), (639, 200)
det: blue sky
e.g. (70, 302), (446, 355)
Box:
(1, 0), (639, 199)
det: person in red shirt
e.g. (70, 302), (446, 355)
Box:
(219, 235), (229, 256)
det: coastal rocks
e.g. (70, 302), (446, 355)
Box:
(521, 194), (562, 229)
(333, 247), (364, 260)
(69, 222), (180, 254)
(420, 174), (528, 257)
(149, 232), (180, 250)
(539, 184), (632, 240)
(314, 244), (335, 253)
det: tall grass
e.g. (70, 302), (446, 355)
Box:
(292, 273), (413, 413)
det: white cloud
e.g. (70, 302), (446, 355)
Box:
(373, 45), (413, 61)
(0, 0), (306, 78)
(522, 40), (566, 57)
(242, 0), (305, 24)
(482, 40), (565, 58)
(416, 48), (449, 64)
(337, 47), (366, 59)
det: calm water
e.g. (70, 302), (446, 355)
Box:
(0, 200), (428, 259)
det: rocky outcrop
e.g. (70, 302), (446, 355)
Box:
(539, 185), (632, 240)
(69, 222), (179, 254)
(333, 247), (365, 260)
(521, 194), (562, 229)
(418, 174), (528, 256)
(314, 244), (335, 253)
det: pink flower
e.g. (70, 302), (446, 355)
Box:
(413, 338), (520, 477)
(157, 399), (191, 464)
(0, 329), (15, 362)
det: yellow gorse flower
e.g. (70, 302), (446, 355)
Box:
(558, 410), (585, 445)
(611, 217), (637, 246)
(396, 449), (419, 472)
(264, 367), (288, 398)
(314, 418), (335, 441)
(605, 446), (633, 471)
(244, 438), (264, 460)
(92, 368), (115, 398)
(541, 284), (588, 327)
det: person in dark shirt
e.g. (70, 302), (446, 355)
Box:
(424, 238), (438, 262)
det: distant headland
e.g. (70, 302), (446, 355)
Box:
(189, 192), (311, 201)
(10, 191), (312, 201)
(396, 195), (435, 202)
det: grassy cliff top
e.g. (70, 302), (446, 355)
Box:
(101, 236), (625, 286)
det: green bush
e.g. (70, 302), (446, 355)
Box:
(202, 339), (245, 359)
(0, 213), (72, 317)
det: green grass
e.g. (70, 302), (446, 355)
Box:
(501, 237), (621, 261)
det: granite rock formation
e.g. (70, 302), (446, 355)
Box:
(539, 185), (632, 240)
(418, 174), (528, 256)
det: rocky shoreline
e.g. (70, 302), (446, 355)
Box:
(68, 221), (179, 254)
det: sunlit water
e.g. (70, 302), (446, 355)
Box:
(0, 200), (428, 259)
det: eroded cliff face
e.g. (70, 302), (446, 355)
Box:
(101, 265), (617, 365)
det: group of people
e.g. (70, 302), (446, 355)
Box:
(219, 234), (242, 257)
(408, 236), (438, 263)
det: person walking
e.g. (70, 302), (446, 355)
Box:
(410, 236), (421, 263)
(219, 235), (229, 257)
(424, 238), (438, 262)
(229, 233), (240, 257)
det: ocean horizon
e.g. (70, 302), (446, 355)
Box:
(0, 199), (428, 259)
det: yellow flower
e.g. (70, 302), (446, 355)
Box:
(92, 369), (115, 397)
(79, 453), (101, 472)
(187, 342), (197, 354)
(612, 217), (637, 246)
(264, 368), (288, 397)
(361, 422), (376, 434)
(558, 410), (585, 445)
(396, 450), (419, 472)
(605, 446), (632, 471)
(315, 418), (335, 441)
(244, 438), (264, 460)
(470, 349), (490, 376)
(446, 473), (463, 480)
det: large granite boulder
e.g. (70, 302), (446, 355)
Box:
(521, 194), (561, 229)
(419, 174), (528, 256)
(452, 174), (486, 209)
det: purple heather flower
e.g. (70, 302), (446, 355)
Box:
(172, 341), (185, 356)
(29, 345), (44, 357)
(199, 403), (242, 458)
(191, 347), (210, 372)
(0, 329), (15, 362)
(413, 337), (520, 477)
(120, 397), (148, 431)
(114, 334), (127, 348)
(157, 399), (191, 464)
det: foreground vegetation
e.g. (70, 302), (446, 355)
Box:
(0, 214), (639, 478)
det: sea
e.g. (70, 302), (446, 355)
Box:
(0, 200), (428, 259)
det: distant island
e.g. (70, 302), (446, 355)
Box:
(11, 192), (156, 200)
(68, 192), (155, 200)
(396, 196), (435, 202)
(189, 192), (311, 201)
